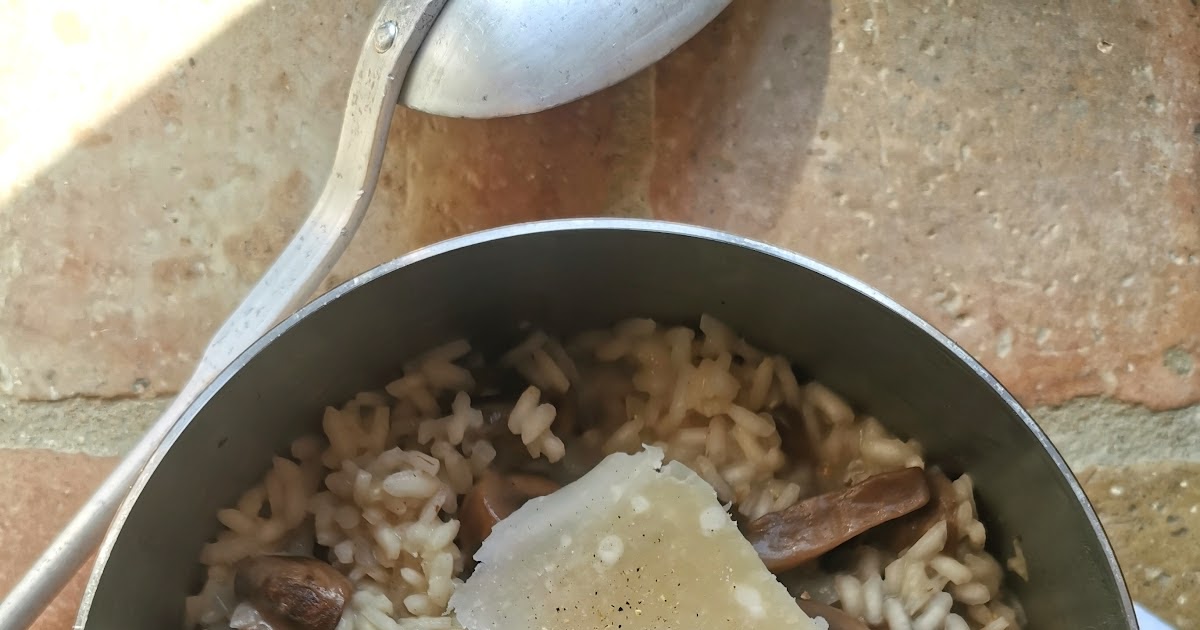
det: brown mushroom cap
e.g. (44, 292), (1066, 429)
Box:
(459, 471), (561, 553)
(233, 555), (353, 630)
(794, 599), (871, 630)
(744, 467), (931, 573)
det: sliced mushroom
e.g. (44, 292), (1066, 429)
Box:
(233, 555), (352, 630)
(875, 467), (959, 553)
(459, 471), (561, 553)
(771, 407), (816, 462)
(794, 599), (871, 630)
(744, 467), (930, 573)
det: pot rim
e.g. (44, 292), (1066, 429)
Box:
(77, 218), (1138, 627)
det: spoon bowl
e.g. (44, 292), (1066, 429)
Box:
(401, 0), (730, 117)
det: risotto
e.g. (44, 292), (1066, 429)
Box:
(185, 315), (1024, 630)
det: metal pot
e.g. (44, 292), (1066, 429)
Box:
(75, 219), (1137, 628)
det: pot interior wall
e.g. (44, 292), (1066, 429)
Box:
(80, 225), (1132, 628)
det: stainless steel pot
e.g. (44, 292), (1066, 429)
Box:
(76, 219), (1137, 628)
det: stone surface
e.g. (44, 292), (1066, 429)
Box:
(1, 0), (1197, 410)
(1082, 462), (1200, 629)
(0, 397), (165, 457)
(0, 449), (116, 629)
(1035, 398), (1200, 468)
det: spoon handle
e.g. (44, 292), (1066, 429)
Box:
(0, 1), (446, 627)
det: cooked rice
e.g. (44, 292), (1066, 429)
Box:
(186, 315), (1023, 630)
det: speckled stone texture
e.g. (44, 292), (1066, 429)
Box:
(1083, 463), (1200, 629)
(0, 0), (1198, 626)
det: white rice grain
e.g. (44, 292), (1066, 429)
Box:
(951, 582), (992, 605)
(721, 461), (757, 487)
(883, 597), (912, 630)
(382, 471), (441, 499)
(426, 521), (460, 553)
(746, 357), (775, 410)
(963, 552), (1004, 595)
(674, 427), (710, 449)
(374, 525), (403, 560)
(425, 551), (455, 607)
(930, 554), (973, 585)
(900, 561), (930, 612)
(745, 488), (775, 521)
(728, 405), (776, 437)
(467, 440), (496, 474)
(501, 331), (549, 365)
(216, 509), (258, 537)
(944, 613), (971, 630)
(883, 557), (905, 596)
(804, 382), (854, 426)
(361, 606), (403, 630)
(966, 520), (987, 549)
(334, 539), (355, 565)
(400, 567), (427, 590)
(905, 520), (948, 561)
(770, 482), (802, 512)
(833, 575), (865, 618)
(235, 485), (267, 516)
(699, 314), (736, 357)
(509, 387), (556, 446)
(955, 501), (975, 534)
(980, 619), (1011, 630)
(403, 593), (437, 617)
(863, 574), (884, 625)
(396, 618), (456, 630)
(531, 347), (571, 393)
(692, 455), (736, 502)
(731, 425), (768, 464)
(1007, 539), (1029, 581)
(912, 592), (953, 630)
(538, 433), (566, 463)
(773, 358), (804, 409)
(604, 419), (645, 455)
(544, 338), (580, 383)
(706, 416), (729, 461)
(431, 441), (472, 494)
(854, 547), (884, 582)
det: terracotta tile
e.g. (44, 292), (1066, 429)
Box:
(653, 0), (1199, 409)
(398, 71), (655, 249)
(325, 70), (656, 293)
(0, 449), (116, 629)
(650, 0), (832, 233)
(1081, 462), (1200, 629)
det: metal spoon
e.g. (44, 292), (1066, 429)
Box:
(0, 0), (727, 626)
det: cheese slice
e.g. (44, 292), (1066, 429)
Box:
(450, 446), (817, 630)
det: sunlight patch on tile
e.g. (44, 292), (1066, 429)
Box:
(0, 0), (263, 204)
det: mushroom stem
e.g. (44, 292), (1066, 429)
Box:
(744, 467), (931, 573)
